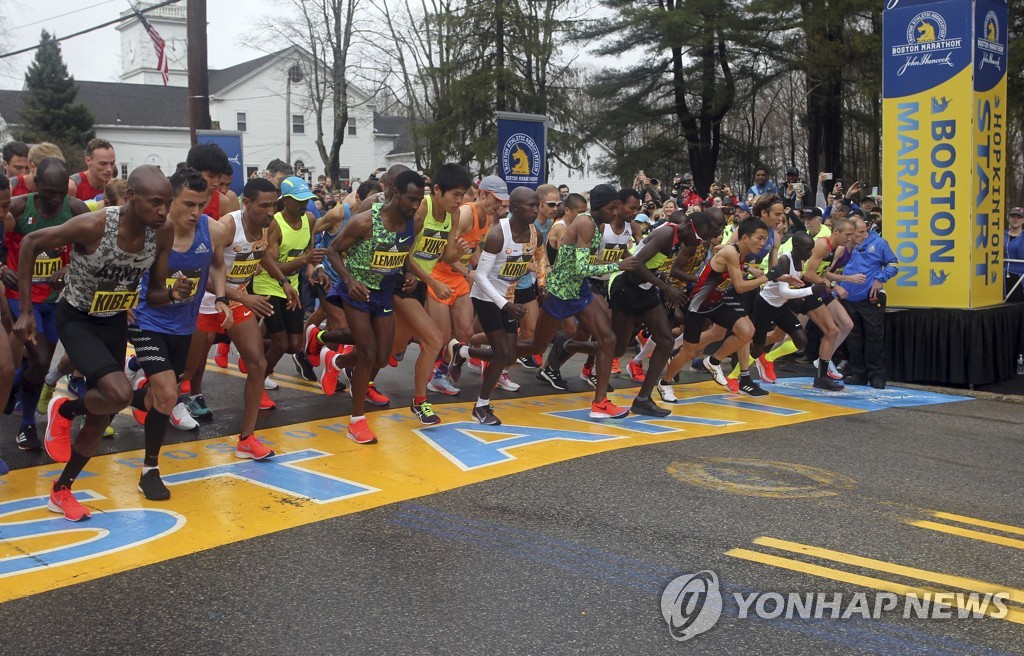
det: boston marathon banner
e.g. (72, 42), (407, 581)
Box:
(497, 112), (547, 191)
(882, 0), (1007, 309)
(196, 129), (245, 197)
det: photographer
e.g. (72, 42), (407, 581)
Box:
(780, 168), (806, 208)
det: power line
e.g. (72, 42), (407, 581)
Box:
(0, 0), (182, 61)
(9, 1), (119, 33)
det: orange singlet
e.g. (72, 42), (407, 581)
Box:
(428, 202), (488, 305)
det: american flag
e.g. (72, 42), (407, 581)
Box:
(132, 4), (169, 85)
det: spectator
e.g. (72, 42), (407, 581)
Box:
(839, 217), (898, 389)
(1005, 207), (1024, 303)
(746, 166), (778, 202)
(558, 184), (569, 200)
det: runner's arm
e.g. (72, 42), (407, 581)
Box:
(68, 198), (91, 217)
(473, 226), (510, 308)
(207, 219), (228, 301)
(15, 212), (104, 308)
(724, 250), (765, 294)
(802, 240), (830, 284)
(145, 221), (186, 307)
(328, 210), (372, 291)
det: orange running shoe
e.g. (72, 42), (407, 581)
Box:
(627, 358), (646, 382)
(180, 380), (191, 395)
(589, 397), (629, 419)
(755, 354), (777, 384)
(238, 356), (247, 374)
(236, 434), (275, 460)
(610, 358), (622, 375)
(366, 384), (390, 406)
(47, 484), (91, 521)
(347, 418), (378, 444)
(304, 324), (322, 366)
(320, 347), (340, 396)
(132, 377), (149, 425)
(259, 390), (276, 410)
(215, 342), (230, 368)
(726, 376), (739, 393)
(44, 396), (73, 463)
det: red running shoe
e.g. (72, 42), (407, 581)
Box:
(44, 396), (73, 463)
(320, 347), (340, 396)
(589, 398), (629, 419)
(236, 434), (275, 460)
(304, 324), (321, 367)
(215, 342), (230, 368)
(347, 418), (378, 444)
(180, 380), (191, 395)
(259, 390), (276, 410)
(755, 354), (776, 384)
(627, 358), (646, 382)
(366, 384), (390, 406)
(238, 356), (247, 374)
(726, 376), (739, 393)
(48, 484), (90, 521)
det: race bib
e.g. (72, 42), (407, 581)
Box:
(33, 252), (62, 284)
(370, 249), (408, 275)
(497, 258), (529, 282)
(285, 248), (304, 262)
(414, 232), (447, 262)
(166, 268), (202, 303)
(227, 251), (263, 286)
(89, 281), (139, 315)
(599, 245), (627, 263)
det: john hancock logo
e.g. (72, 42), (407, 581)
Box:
(660, 570), (723, 642)
(502, 133), (542, 185)
(977, 10), (1004, 71)
(890, 11), (962, 77)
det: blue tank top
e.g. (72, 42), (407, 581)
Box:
(135, 215), (213, 335)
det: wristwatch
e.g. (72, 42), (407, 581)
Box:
(830, 281), (837, 289)
(215, 295), (229, 305)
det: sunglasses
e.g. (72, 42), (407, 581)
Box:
(543, 201), (559, 208)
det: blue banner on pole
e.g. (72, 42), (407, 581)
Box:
(196, 130), (245, 196)
(497, 113), (546, 191)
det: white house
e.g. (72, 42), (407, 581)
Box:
(0, 2), (413, 185)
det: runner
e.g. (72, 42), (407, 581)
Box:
(319, 170), (425, 444)
(2, 141), (30, 179)
(13, 165), (180, 521)
(9, 143), (77, 198)
(128, 166), (232, 499)
(0, 174), (14, 475)
(70, 138), (116, 202)
(2, 158), (90, 452)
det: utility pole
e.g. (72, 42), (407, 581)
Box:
(187, 0), (211, 145)
(495, 0), (506, 112)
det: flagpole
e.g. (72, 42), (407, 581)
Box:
(187, 0), (211, 146)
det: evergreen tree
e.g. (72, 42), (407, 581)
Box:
(16, 30), (95, 149)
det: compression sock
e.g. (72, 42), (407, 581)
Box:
(143, 410), (170, 467)
(765, 339), (799, 363)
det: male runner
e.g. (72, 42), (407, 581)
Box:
(2, 141), (30, 178)
(0, 174), (14, 474)
(128, 166), (231, 499)
(3, 158), (90, 451)
(14, 166), (181, 521)
(70, 138), (116, 202)
(319, 170), (425, 444)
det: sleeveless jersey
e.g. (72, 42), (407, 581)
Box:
(136, 215), (213, 335)
(343, 203), (414, 290)
(545, 218), (566, 265)
(71, 172), (103, 202)
(4, 195), (75, 303)
(253, 211), (310, 297)
(203, 191), (222, 221)
(546, 214), (603, 301)
(588, 222), (632, 281)
(200, 210), (268, 314)
(760, 254), (803, 307)
(61, 206), (157, 317)
(470, 219), (536, 303)
(688, 244), (739, 313)
(410, 194), (451, 276)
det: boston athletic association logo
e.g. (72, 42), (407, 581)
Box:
(501, 133), (542, 184)
(891, 11), (961, 77)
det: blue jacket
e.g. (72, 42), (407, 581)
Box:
(747, 181), (778, 198)
(839, 232), (898, 302)
(1005, 231), (1024, 276)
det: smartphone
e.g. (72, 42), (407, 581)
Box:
(793, 182), (804, 195)
(823, 172), (833, 180)
(871, 186), (879, 196)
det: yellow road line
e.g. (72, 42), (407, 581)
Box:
(202, 359), (321, 393)
(752, 536), (1024, 605)
(929, 511), (1024, 537)
(910, 520), (1024, 551)
(726, 548), (1024, 624)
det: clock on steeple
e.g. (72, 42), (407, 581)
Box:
(116, 2), (188, 87)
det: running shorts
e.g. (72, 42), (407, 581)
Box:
(472, 297), (518, 334)
(57, 300), (128, 388)
(128, 326), (191, 380)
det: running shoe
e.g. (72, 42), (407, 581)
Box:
(304, 324), (322, 366)
(610, 358), (622, 375)
(580, 365), (595, 387)
(631, 397), (671, 417)
(66, 375), (87, 399)
(103, 425), (116, 439)
(132, 376), (149, 425)
(0, 458), (8, 476)
(37, 382), (56, 415)
(48, 485), (90, 521)
(264, 376), (279, 390)
(170, 402), (199, 430)
(292, 352), (317, 382)
(446, 339), (468, 381)
(589, 398), (629, 419)
(755, 354), (777, 384)
(214, 342), (230, 368)
(813, 359), (844, 381)
(138, 469), (171, 501)
(472, 404), (501, 426)
(319, 347), (341, 396)
(366, 384), (390, 406)
(497, 370), (520, 392)
(725, 376), (739, 393)
(427, 374), (461, 396)
(466, 358), (484, 374)
(518, 356), (539, 370)
(180, 380), (191, 394)
(634, 329), (650, 352)
(738, 377), (769, 397)
(702, 357), (729, 387)
(123, 355), (141, 384)
(45, 396), (73, 463)
(16, 424), (41, 451)
(347, 419), (378, 444)
(627, 358), (646, 382)
(187, 395), (214, 422)
(236, 434), (275, 460)
(656, 381), (678, 404)
(259, 390), (276, 410)
(411, 400), (440, 425)
(537, 365), (568, 391)
(238, 357), (247, 374)
(813, 376), (845, 392)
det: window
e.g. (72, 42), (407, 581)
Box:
(292, 114), (304, 134)
(338, 168), (350, 181)
(120, 164), (128, 179)
(347, 120), (357, 136)
(237, 112), (247, 132)
(246, 166), (259, 179)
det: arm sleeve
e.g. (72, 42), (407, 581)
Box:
(575, 247), (619, 277)
(778, 281), (815, 300)
(473, 251), (508, 308)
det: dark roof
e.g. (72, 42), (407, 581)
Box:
(373, 113), (412, 155)
(209, 48), (289, 95)
(0, 80), (188, 128)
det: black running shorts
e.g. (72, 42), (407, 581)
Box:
(57, 300), (128, 388)
(472, 297), (518, 334)
(128, 326), (192, 381)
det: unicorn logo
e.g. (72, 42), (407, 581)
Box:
(931, 96), (950, 113)
(929, 269), (949, 286)
(511, 145), (531, 175)
(986, 18), (997, 42)
(915, 20), (937, 42)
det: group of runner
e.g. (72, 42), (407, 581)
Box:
(0, 139), (867, 522)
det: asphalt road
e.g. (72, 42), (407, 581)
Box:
(1, 353), (1022, 655)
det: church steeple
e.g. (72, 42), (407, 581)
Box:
(116, 2), (188, 87)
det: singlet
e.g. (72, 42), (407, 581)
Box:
(252, 211), (310, 298)
(470, 218), (537, 303)
(11, 175), (31, 197)
(200, 210), (268, 314)
(343, 203), (414, 291)
(432, 202), (487, 282)
(688, 244), (739, 313)
(135, 215), (213, 335)
(547, 214), (604, 301)
(4, 195), (75, 303)
(760, 254), (807, 307)
(409, 194), (452, 276)
(545, 218), (566, 264)
(588, 222), (632, 281)
(71, 172), (103, 202)
(829, 244), (853, 276)
(202, 191), (222, 221)
(61, 206), (157, 317)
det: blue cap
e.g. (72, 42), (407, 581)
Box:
(280, 176), (316, 201)
(634, 213), (652, 223)
(738, 202), (750, 212)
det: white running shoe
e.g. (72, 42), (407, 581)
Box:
(264, 376), (279, 390)
(813, 359), (844, 380)
(702, 357), (729, 387)
(657, 381), (678, 403)
(497, 370), (520, 392)
(427, 374), (461, 396)
(169, 402), (199, 431)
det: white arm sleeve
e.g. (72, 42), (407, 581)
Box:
(778, 280), (815, 300)
(474, 251), (508, 308)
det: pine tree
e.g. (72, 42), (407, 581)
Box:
(16, 30), (95, 149)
